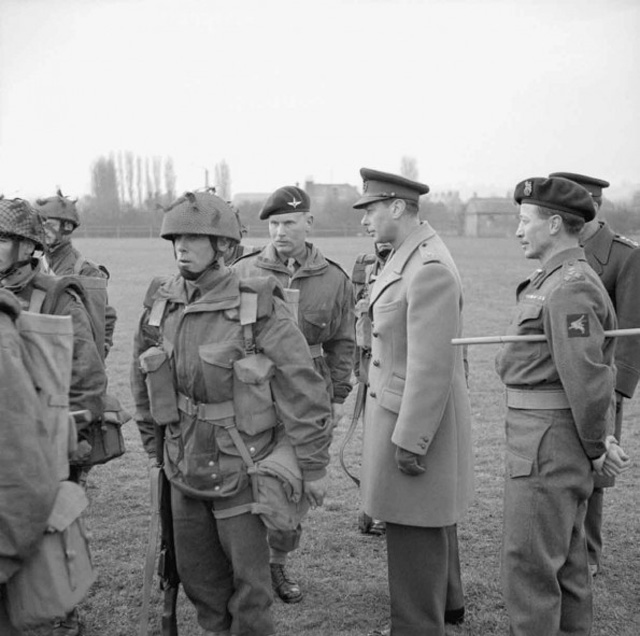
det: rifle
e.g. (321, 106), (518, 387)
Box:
(139, 424), (179, 636)
(339, 380), (367, 487)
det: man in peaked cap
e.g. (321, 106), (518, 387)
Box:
(354, 168), (473, 636)
(496, 176), (631, 635)
(549, 171), (640, 578)
(234, 184), (355, 604)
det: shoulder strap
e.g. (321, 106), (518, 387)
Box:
(29, 288), (47, 313)
(73, 257), (86, 276)
(240, 291), (258, 355)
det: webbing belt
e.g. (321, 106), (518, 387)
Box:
(506, 388), (570, 410)
(177, 393), (234, 420)
(308, 343), (323, 358)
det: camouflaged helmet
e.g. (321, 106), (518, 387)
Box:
(0, 197), (45, 250)
(160, 190), (241, 242)
(34, 189), (81, 227)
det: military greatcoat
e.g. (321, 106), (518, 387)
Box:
(361, 222), (473, 528)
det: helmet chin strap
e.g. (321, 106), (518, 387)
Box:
(0, 238), (39, 285)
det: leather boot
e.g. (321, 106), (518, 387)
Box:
(270, 563), (303, 603)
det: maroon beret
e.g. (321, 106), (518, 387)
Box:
(548, 172), (610, 199)
(353, 168), (430, 209)
(514, 177), (596, 222)
(259, 186), (310, 220)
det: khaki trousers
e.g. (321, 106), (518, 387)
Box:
(502, 408), (594, 636)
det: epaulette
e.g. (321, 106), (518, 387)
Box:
(562, 260), (585, 283)
(233, 247), (262, 265)
(325, 255), (350, 278)
(419, 242), (443, 264)
(351, 253), (376, 283)
(239, 276), (282, 319)
(143, 275), (173, 309)
(614, 234), (639, 249)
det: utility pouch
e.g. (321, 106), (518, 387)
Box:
(6, 482), (97, 629)
(139, 346), (179, 426)
(233, 353), (277, 436)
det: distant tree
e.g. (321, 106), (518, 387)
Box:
(115, 151), (126, 205)
(90, 155), (120, 220)
(145, 157), (154, 209)
(164, 156), (176, 203)
(125, 151), (135, 206)
(215, 159), (231, 200)
(400, 156), (419, 181)
(152, 156), (163, 202)
(136, 155), (144, 208)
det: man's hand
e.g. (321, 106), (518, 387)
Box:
(602, 443), (631, 477)
(331, 402), (345, 429)
(304, 476), (328, 509)
(395, 446), (425, 476)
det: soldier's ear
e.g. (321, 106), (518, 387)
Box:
(305, 214), (314, 230)
(390, 199), (406, 219)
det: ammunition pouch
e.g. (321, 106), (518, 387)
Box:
(139, 346), (180, 426)
(233, 353), (277, 436)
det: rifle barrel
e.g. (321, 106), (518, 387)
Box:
(452, 328), (640, 346)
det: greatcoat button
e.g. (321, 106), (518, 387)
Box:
(369, 391), (377, 398)
(372, 359), (380, 367)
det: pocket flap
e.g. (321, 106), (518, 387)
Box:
(199, 343), (241, 368)
(517, 303), (542, 324)
(506, 451), (534, 478)
(46, 481), (88, 532)
(139, 346), (167, 373)
(304, 311), (330, 328)
(234, 353), (275, 384)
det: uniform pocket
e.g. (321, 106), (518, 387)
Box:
(505, 450), (534, 478)
(199, 342), (243, 403)
(233, 353), (277, 435)
(301, 310), (331, 343)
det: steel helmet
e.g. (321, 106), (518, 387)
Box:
(34, 189), (81, 227)
(0, 197), (45, 250)
(160, 190), (241, 242)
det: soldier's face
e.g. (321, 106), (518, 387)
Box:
(516, 204), (553, 261)
(0, 236), (32, 273)
(360, 201), (396, 244)
(173, 234), (217, 277)
(269, 212), (311, 258)
(42, 218), (62, 246)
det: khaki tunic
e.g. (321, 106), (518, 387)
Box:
(361, 222), (473, 528)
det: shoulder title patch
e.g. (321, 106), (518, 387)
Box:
(567, 313), (589, 337)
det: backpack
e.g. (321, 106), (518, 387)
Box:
(30, 274), (127, 467)
(3, 308), (97, 628)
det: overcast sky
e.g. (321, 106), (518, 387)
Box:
(1, 0), (638, 202)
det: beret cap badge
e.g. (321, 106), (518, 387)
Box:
(287, 197), (302, 209)
(524, 181), (533, 196)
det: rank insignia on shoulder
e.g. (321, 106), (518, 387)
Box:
(567, 313), (589, 337)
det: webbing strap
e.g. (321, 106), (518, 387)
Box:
(149, 298), (168, 327)
(240, 291), (258, 354)
(28, 288), (47, 313)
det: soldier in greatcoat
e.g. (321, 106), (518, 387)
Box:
(353, 168), (474, 636)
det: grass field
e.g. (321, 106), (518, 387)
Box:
(62, 235), (640, 636)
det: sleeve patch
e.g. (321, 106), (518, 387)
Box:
(567, 313), (590, 337)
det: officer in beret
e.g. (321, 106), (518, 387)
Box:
(549, 172), (640, 577)
(354, 168), (473, 636)
(496, 176), (631, 635)
(233, 184), (355, 604)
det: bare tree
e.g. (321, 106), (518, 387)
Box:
(90, 156), (120, 220)
(115, 150), (126, 204)
(136, 155), (144, 208)
(400, 156), (419, 181)
(125, 151), (135, 206)
(152, 156), (163, 203)
(145, 157), (154, 209)
(215, 159), (231, 200)
(164, 156), (176, 204)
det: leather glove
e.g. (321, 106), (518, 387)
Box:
(395, 446), (425, 476)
